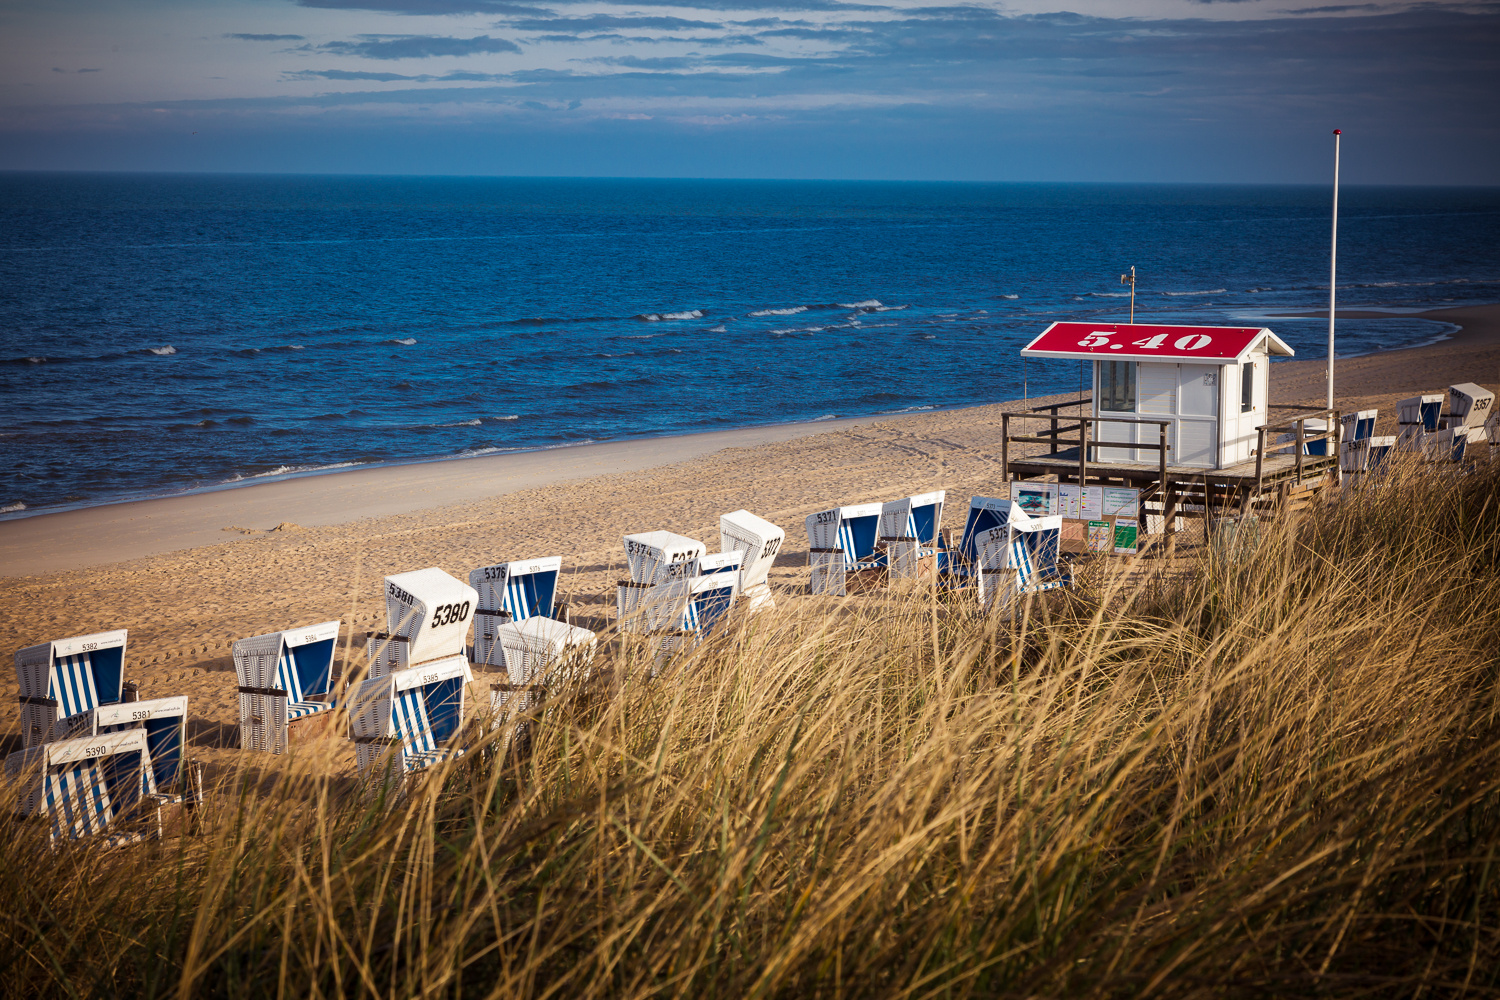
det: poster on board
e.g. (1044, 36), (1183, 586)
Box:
(1113, 518), (1139, 555)
(1058, 485), (1102, 520)
(1102, 487), (1140, 519)
(1014, 483), (1057, 517)
(1086, 520), (1112, 552)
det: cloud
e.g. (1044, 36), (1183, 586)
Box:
(298, 0), (552, 13)
(225, 33), (307, 41)
(1277, 3), (1383, 11)
(319, 34), (522, 58)
(507, 14), (724, 31)
(288, 68), (512, 81)
(51, 68), (102, 73)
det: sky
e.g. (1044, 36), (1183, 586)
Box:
(0, 0), (1497, 182)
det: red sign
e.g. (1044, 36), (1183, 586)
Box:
(1020, 323), (1290, 363)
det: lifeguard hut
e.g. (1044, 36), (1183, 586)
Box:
(1005, 322), (1338, 530)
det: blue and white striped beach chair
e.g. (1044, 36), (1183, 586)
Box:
(95, 696), (188, 792)
(15, 630), (128, 750)
(1397, 394), (1444, 451)
(941, 496), (1011, 588)
(489, 617), (598, 737)
(975, 504), (1072, 615)
(1340, 409), (1378, 473)
(654, 573), (742, 666)
(16, 730), (162, 848)
(881, 490), (945, 580)
(232, 621), (339, 754)
(470, 557), (564, 668)
(806, 502), (886, 596)
(349, 655), (471, 786)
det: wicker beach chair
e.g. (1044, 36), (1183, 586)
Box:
(719, 509), (785, 612)
(95, 695), (188, 791)
(8, 730), (164, 847)
(470, 556), (563, 668)
(623, 531), (706, 585)
(16, 630), (128, 750)
(1339, 409), (1379, 473)
(881, 490), (946, 580)
(805, 502), (886, 596)
(488, 617), (598, 741)
(232, 621), (340, 754)
(348, 655), (471, 788)
(975, 504), (1072, 615)
(365, 568), (477, 678)
(942, 495), (1012, 588)
(1397, 394), (1444, 451)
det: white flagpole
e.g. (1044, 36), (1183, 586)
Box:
(1327, 129), (1341, 411)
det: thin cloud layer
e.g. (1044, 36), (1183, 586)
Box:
(318, 34), (521, 57)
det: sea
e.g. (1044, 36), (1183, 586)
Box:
(2, 174), (1498, 518)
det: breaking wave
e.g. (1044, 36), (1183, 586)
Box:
(638, 309), (703, 321)
(750, 306), (807, 317)
(389, 337), (417, 345)
(1161, 289), (1227, 297)
(148, 345), (177, 355)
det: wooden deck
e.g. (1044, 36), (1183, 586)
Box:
(1007, 447), (1337, 490)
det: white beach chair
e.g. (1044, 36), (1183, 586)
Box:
(652, 573), (742, 664)
(697, 550), (744, 580)
(719, 509), (786, 612)
(881, 491), (945, 580)
(366, 568), (477, 678)
(974, 504), (1072, 615)
(95, 696), (189, 793)
(348, 654), (471, 786)
(805, 502), (886, 596)
(469, 556), (564, 668)
(232, 620), (340, 754)
(1397, 394), (1444, 451)
(1448, 383), (1495, 441)
(488, 618), (598, 734)
(10, 730), (163, 847)
(15, 630), (128, 749)
(623, 531), (705, 585)
(941, 496), (1011, 588)
(1339, 409), (1378, 473)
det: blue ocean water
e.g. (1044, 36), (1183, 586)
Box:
(2, 174), (1497, 517)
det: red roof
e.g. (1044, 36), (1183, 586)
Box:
(1020, 322), (1293, 363)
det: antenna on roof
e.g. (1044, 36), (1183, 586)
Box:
(1328, 129), (1341, 411)
(1120, 266), (1136, 324)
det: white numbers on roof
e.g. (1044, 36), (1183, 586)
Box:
(1077, 332), (1111, 347)
(1073, 331), (1215, 352)
(1173, 334), (1212, 351)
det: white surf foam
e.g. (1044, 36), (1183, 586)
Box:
(149, 345), (177, 355)
(390, 337), (417, 345)
(0, 502), (26, 513)
(1162, 288), (1226, 297)
(874, 304), (908, 312)
(811, 413), (837, 421)
(639, 310), (702, 321)
(998, 294), (1019, 300)
(838, 299), (882, 309)
(750, 306), (807, 317)
(709, 325), (727, 333)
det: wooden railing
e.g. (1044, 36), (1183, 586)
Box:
(1002, 411), (1173, 487)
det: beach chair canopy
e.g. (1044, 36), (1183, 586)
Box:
(469, 556), (562, 624)
(719, 509), (785, 591)
(40, 729), (158, 846)
(95, 695), (188, 792)
(806, 503), (885, 567)
(697, 550), (744, 577)
(951, 496), (1012, 576)
(232, 620), (339, 754)
(1448, 383), (1495, 430)
(349, 654), (471, 776)
(618, 572), (740, 637)
(1341, 409), (1378, 442)
(974, 504), (1070, 611)
(16, 629), (128, 749)
(881, 491), (945, 547)
(493, 617), (598, 689)
(623, 531), (705, 585)
(382, 568), (478, 667)
(1397, 394), (1444, 448)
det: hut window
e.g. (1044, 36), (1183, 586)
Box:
(1099, 361), (1135, 412)
(1241, 361), (1254, 413)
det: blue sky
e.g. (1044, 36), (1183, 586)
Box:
(1, 0), (1496, 182)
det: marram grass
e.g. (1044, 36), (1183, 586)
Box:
(4, 457), (1500, 999)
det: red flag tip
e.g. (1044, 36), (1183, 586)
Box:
(1333, 129), (1342, 134)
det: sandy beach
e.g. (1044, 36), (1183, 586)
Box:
(1, 304), (1496, 762)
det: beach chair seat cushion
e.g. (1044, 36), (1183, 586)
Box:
(286, 699), (331, 721)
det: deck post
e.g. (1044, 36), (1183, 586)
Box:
(1158, 421), (1167, 489)
(1295, 418), (1305, 484)
(1079, 417), (1089, 487)
(1254, 424), (1265, 499)
(1001, 413), (1010, 482)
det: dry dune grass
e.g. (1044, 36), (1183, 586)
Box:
(3, 457), (1499, 998)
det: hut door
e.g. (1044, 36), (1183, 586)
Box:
(1177, 365), (1220, 468)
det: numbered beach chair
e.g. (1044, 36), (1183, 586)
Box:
(881, 491), (945, 580)
(1339, 409), (1378, 473)
(623, 531), (705, 585)
(348, 655), (471, 786)
(13, 730), (163, 847)
(489, 618), (598, 734)
(1397, 394), (1444, 451)
(232, 621), (340, 754)
(805, 502), (886, 596)
(719, 509), (785, 612)
(942, 496), (1011, 587)
(655, 573), (742, 663)
(470, 556), (563, 668)
(95, 696), (188, 792)
(16, 630), (127, 749)
(366, 568), (477, 678)
(697, 550), (744, 580)
(1448, 383), (1495, 441)
(975, 505), (1072, 615)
